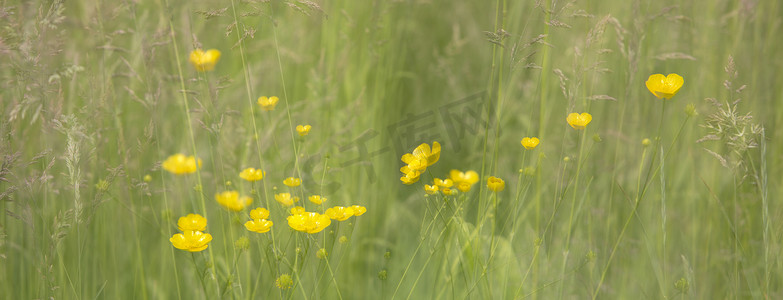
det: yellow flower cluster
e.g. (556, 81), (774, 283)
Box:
(287, 212), (331, 234)
(189, 49), (221, 72)
(324, 205), (367, 221)
(170, 214), (212, 252)
(162, 154), (201, 175)
(425, 177), (452, 195)
(215, 190), (253, 212)
(239, 168), (265, 182)
(423, 170), (479, 195)
(400, 141), (441, 184)
(244, 207), (273, 233)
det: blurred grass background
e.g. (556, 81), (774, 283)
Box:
(1, 0), (781, 299)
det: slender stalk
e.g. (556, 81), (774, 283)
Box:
(309, 237), (344, 300)
(593, 137), (649, 300)
(660, 145), (667, 298)
(513, 240), (541, 299)
(758, 129), (769, 294)
(229, 0), (278, 252)
(269, 4), (304, 183)
(559, 124), (592, 298)
(191, 253), (209, 297)
(161, 0), (220, 293)
(391, 199), (452, 299)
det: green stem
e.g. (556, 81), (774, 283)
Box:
(163, 1), (221, 294)
(191, 253), (209, 297)
(229, 0), (278, 254)
(593, 141), (649, 299)
(269, 4), (304, 184)
(559, 128), (586, 298)
(391, 199), (451, 299)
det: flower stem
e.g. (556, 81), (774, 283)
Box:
(163, 0), (220, 293)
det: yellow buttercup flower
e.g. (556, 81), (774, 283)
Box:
(283, 177), (301, 187)
(487, 176), (505, 192)
(645, 73), (684, 99)
(309, 195), (327, 205)
(350, 205), (367, 216)
(215, 191), (253, 212)
(290, 206), (306, 215)
(424, 184), (439, 195)
(287, 212), (331, 233)
(249, 207), (270, 220)
(162, 154), (202, 175)
(521, 137), (540, 150)
(325, 206), (355, 221)
(399, 141), (441, 185)
(450, 170), (479, 185)
(275, 193), (299, 206)
(296, 125), (312, 136)
(177, 213), (207, 232)
(433, 178), (453, 188)
(258, 96), (279, 111)
(244, 219), (273, 233)
(566, 113), (592, 130)
(442, 187), (456, 195)
(170, 230), (213, 252)
(189, 49), (221, 72)
(239, 168), (264, 182)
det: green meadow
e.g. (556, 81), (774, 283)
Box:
(1, 0), (781, 299)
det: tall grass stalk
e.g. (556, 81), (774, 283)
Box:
(559, 127), (587, 298)
(228, 0), (278, 255)
(161, 0), (221, 294)
(659, 144), (668, 298)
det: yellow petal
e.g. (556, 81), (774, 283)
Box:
(249, 207), (270, 220)
(400, 173), (420, 185)
(427, 142), (441, 166)
(412, 143), (431, 160)
(401, 153), (415, 164)
(645, 74), (666, 98)
(350, 205), (367, 216)
(424, 184), (439, 194)
(205, 49), (221, 62)
(177, 213), (207, 232)
(581, 113), (592, 124)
